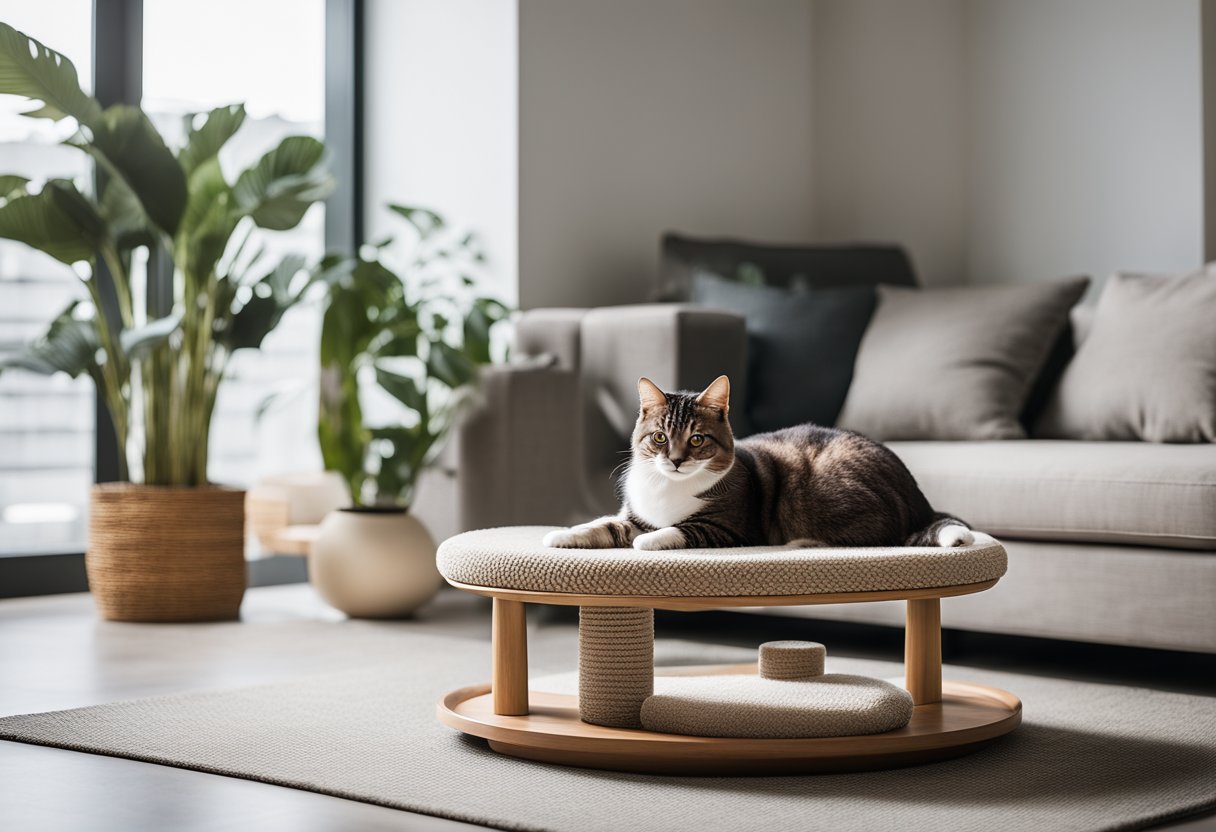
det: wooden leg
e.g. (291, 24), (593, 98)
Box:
(905, 598), (942, 705)
(492, 598), (529, 715)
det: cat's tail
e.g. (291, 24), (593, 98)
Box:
(905, 512), (975, 547)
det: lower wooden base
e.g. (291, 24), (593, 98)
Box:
(437, 664), (1022, 776)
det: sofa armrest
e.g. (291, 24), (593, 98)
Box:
(454, 363), (587, 530)
(579, 304), (748, 511)
(513, 308), (589, 370)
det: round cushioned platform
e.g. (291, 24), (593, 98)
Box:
(437, 526), (1007, 598)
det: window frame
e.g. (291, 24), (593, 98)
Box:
(0, 0), (363, 597)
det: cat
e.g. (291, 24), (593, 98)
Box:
(542, 375), (974, 551)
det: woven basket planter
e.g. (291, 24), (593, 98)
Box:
(87, 484), (247, 622)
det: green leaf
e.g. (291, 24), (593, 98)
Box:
(178, 104), (246, 175)
(0, 179), (103, 265)
(425, 340), (477, 388)
(0, 22), (101, 124)
(375, 366), (427, 413)
(387, 203), (444, 239)
(462, 297), (509, 365)
(97, 174), (153, 251)
(371, 318), (421, 358)
(80, 104), (188, 237)
(0, 175), (29, 198)
(1, 302), (99, 377)
(120, 312), (182, 360)
(221, 255), (308, 351)
(233, 135), (334, 230)
(177, 158), (237, 282)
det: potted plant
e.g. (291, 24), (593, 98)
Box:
(308, 204), (510, 618)
(0, 23), (334, 621)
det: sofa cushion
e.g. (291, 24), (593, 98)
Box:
(690, 273), (876, 431)
(1036, 269), (1216, 443)
(837, 279), (1089, 440)
(889, 440), (1216, 550)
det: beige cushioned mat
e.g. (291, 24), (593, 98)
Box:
(437, 527), (1007, 597)
(640, 673), (914, 738)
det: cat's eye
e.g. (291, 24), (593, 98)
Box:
(652, 431), (668, 445)
(689, 434), (705, 447)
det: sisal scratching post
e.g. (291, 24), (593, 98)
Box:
(759, 641), (826, 679)
(578, 606), (654, 728)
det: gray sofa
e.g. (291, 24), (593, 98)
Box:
(440, 245), (1216, 655)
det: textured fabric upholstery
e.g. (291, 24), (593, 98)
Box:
(437, 527), (1007, 597)
(768, 538), (1216, 653)
(513, 308), (589, 370)
(454, 366), (586, 530)
(890, 440), (1216, 550)
(640, 673), (913, 739)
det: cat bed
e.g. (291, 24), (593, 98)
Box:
(437, 526), (1008, 598)
(640, 641), (914, 738)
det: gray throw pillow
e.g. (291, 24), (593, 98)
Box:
(1036, 270), (1216, 442)
(837, 278), (1089, 440)
(690, 273), (877, 432)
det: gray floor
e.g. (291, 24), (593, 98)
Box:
(1, 585), (1214, 832)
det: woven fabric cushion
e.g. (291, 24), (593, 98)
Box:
(436, 527), (1007, 597)
(640, 674), (914, 739)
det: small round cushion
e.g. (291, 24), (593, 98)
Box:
(437, 526), (1007, 598)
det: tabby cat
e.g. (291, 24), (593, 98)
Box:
(542, 375), (974, 551)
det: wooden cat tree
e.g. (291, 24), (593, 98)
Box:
(435, 526), (1021, 775)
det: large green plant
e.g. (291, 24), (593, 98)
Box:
(0, 22), (334, 485)
(319, 205), (509, 507)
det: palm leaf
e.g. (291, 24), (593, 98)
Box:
(233, 136), (334, 230)
(0, 179), (103, 265)
(1, 302), (99, 377)
(178, 104), (246, 176)
(0, 22), (101, 125)
(120, 312), (182, 360)
(78, 105), (187, 237)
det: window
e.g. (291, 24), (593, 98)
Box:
(0, 1), (95, 556)
(142, 0), (327, 488)
(1, 1), (342, 569)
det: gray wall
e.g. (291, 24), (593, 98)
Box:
(965, 0), (1203, 286)
(812, 0), (1205, 287)
(813, 0), (967, 286)
(518, 0), (816, 308)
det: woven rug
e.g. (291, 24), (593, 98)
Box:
(1, 630), (1214, 832)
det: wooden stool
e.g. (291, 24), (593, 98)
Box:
(436, 526), (1021, 775)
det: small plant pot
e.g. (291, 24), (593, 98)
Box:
(87, 484), (247, 622)
(309, 506), (441, 618)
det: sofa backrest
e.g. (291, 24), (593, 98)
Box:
(658, 233), (920, 300)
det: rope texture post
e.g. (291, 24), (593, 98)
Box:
(578, 606), (654, 728)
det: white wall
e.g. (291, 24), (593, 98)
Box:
(812, 0), (967, 285)
(364, 0), (518, 303)
(517, 0), (816, 308)
(965, 0), (1204, 286)
(812, 0), (1204, 287)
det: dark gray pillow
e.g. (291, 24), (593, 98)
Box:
(1036, 269), (1216, 442)
(690, 273), (877, 432)
(836, 278), (1089, 440)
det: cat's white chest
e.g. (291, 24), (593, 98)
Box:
(625, 466), (707, 528)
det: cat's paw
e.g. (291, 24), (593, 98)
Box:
(937, 524), (975, 547)
(633, 527), (686, 551)
(543, 528), (585, 548)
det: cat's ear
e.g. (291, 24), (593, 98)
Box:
(696, 375), (730, 416)
(638, 377), (667, 412)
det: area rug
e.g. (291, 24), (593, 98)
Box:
(1, 631), (1213, 832)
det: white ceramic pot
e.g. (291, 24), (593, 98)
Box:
(309, 507), (441, 618)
